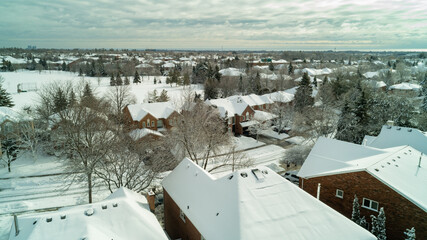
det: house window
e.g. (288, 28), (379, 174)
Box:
(336, 189), (344, 199)
(179, 209), (186, 223)
(362, 198), (379, 211)
(246, 112), (249, 120)
(142, 122), (146, 128)
(147, 119), (150, 127)
(151, 121), (155, 127)
(242, 116), (245, 121)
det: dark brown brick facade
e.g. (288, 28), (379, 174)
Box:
(300, 171), (426, 240)
(164, 189), (202, 240)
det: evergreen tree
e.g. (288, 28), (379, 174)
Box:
(69, 89), (77, 107)
(238, 74), (244, 94)
(254, 72), (261, 94)
(204, 78), (218, 100)
(371, 207), (386, 240)
(133, 71), (141, 84)
(359, 216), (368, 230)
(116, 73), (123, 86)
(62, 61), (67, 71)
(313, 76), (317, 88)
(0, 80), (14, 107)
(288, 62), (294, 75)
(154, 78), (157, 84)
(158, 89), (170, 102)
(323, 76), (328, 86)
(214, 65), (221, 82)
(124, 76), (130, 85)
(110, 73), (116, 86)
(79, 68), (83, 76)
(351, 195), (361, 224)
(183, 72), (190, 85)
(268, 62), (274, 71)
(293, 72), (314, 112)
(81, 83), (95, 106)
(404, 227), (416, 240)
(53, 88), (68, 113)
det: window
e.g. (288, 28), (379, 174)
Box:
(179, 209), (186, 223)
(151, 121), (155, 127)
(147, 119), (150, 127)
(246, 112), (249, 120)
(336, 189), (344, 199)
(242, 116), (245, 121)
(142, 122), (146, 128)
(362, 198), (379, 211)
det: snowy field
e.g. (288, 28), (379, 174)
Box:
(0, 70), (204, 111)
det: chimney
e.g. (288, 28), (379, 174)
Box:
(14, 215), (20, 236)
(146, 189), (156, 213)
(316, 183), (321, 200)
(386, 120), (394, 126)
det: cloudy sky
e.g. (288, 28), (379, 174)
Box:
(1, 0), (426, 50)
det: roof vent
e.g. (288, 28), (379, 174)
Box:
(195, 171), (198, 176)
(375, 168), (379, 172)
(240, 172), (248, 178)
(392, 159), (396, 162)
(395, 164), (399, 167)
(85, 208), (94, 216)
(381, 165), (385, 168)
(387, 162), (391, 165)
(262, 170), (268, 174)
(112, 203), (118, 208)
(33, 220), (37, 225)
(46, 217), (52, 223)
(102, 205), (107, 210)
(60, 215), (66, 220)
(251, 168), (265, 181)
(187, 206), (189, 210)
(397, 127), (401, 130)
(408, 129), (412, 132)
(397, 156), (401, 159)
(186, 164), (190, 169)
(216, 212), (219, 216)
(228, 175), (234, 180)
(386, 126), (392, 129)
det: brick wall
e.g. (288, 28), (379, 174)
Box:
(164, 189), (202, 240)
(300, 171), (426, 240)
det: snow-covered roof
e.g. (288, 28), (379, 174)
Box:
(272, 59), (288, 64)
(162, 62), (175, 68)
(302, 68), (332, 76)
(389, 82), (422, 91)
(129, 128), (164, 141)
(205, 97), (250, 118)
(364, 125), (427, 155)
(0, 107), (31, 125)
(135, 63), (153, 68)
(253, 110), (276, 122)
(126, 102), (177, 121)
(228, 94), (273, 108)
(298, 137), (427, 212)
(219, 67), (246, 77)
(364, 80), (387, 88)
(9, 187), (168, 240)
(162, 158), (375, 240)
(363, 71), (380, 79)
(262, 91), (294, 103)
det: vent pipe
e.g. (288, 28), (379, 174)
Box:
(419, 153), (423, 168)
(317, 183), (321, 200)
(14, 215), (19, 236)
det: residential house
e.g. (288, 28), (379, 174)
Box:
(0, 107), (33, 157)
(205, 97), (255, 135)
(123, 102), (179, 133)
(363, 125), (427, 154)
(9, 187), (168, 240)
(298, 137), (427, 240)
(389, 82), (422, 97)
(229, 94), (274, 111)
(162, 158), (375, 240)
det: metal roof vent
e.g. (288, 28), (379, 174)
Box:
(60, 215), (66, 220)
(240, 172), (248, 178)
(386, 126), (392, 129)
(395, 164), (399, 167)
(228, 175), (234, 180)
(408, 129), (412, 132)
(85, 208), (94, 216)
(375, 168), (379, 172)
(251, 168), (265, 181)
(397, 127), (401, 130)
(102, 205), (107, 210)
(112, 203), (118, 208)
(46, 217), (52, 223)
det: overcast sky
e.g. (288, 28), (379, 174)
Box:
(1, 0), (426, 50)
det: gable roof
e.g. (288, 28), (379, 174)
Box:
(364, 125), (427, 154)
(162, 158), (375, 240)
(205, 97), (251, 118)
(298, 137), (427, 212)
(0, 107), (31, 125)
(9, 187), (168, 240)
(126, 102), (176, 121)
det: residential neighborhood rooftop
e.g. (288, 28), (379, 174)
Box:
(126, 102), (176, 121)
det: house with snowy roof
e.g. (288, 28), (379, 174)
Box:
(9, 187), (168, 240)
(389, 82), (422, 97)
(123, 102), (179, 133)
(228, 94), (273, 111)
(0, 107), (33, 157)
(298, 137), (427, 240)
(162, 158), (375, 240)
(363, 125), (427, 154)
(205, 97), (255, 135)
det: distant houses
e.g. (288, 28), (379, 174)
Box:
(298, 137), (427, 240)
(8, 187), (168, 240)
(162, 158), (375, 240)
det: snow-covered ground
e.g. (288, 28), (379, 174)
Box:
(0, 70), (203, 111)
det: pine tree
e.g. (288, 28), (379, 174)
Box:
(371, 207), (386, 240)
(158, 89), (170, 102)
(269, 62), (274, 71)
(294, 72), (314, 112)
(53, 88), (68, 113)
(133, 71), (141, 84)
(62, 61), (67, 71)
(183, 72), (190, 85)
(81, 83), (95, 106)
(69, 89), (77, 107)
(238, 74), (244, 94)
(351, 195), (361, 224)
(360, 216), (368, 230)
(110, 73), (116, 86)
(124, 76), (130, 85)
(154, 78), (157, 84)
(214, 65), (221, 82)
(404, 227), (416, 240)
(0, 80), (14, 107)
(116, 73), (123, 86)
(288, 62), (294, 75)
(254, 72), (261, 94)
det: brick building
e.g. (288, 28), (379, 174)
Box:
(123, 102), (179, 132)
(162, 158), (375, 240)
(298, 137), (427, 240)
